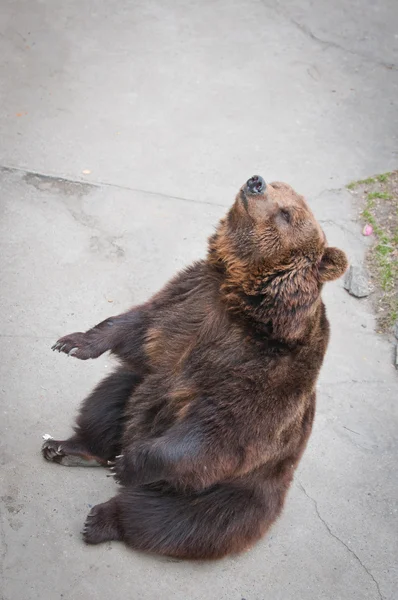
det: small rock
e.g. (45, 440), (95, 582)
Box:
(394, 321), (398, 340)
(344, 265), (372, 298)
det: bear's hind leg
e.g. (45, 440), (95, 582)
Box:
(83, 497), (122, 544)
(42, 369), (141, 466)
(83, 482), (282, 559)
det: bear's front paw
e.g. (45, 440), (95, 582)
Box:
(52, 332), (97, 360)
(108, 454), (130, 485)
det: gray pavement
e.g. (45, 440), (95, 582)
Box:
(1, 1), (397, 599)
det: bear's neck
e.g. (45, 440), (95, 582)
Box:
(210, 260), (323, 343)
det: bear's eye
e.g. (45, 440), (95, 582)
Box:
(280, 208), (291, 223)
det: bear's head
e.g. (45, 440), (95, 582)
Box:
(209, 176), (348, 339)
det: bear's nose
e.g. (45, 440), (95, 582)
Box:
(246, 175), (266, 195)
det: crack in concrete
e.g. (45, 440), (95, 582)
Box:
(97, 178), (228, 208)
(342, 425), (361, 435)
(315, 186), (345, 197)
(298, 482), (383, 600)
(261, 1), (397, 72)
(288, 17), (396, 71)
(321, 379), (385, 386)
(334, 426), (377, 453)
(23, 170), (93, 198)
(0, 164), (227, 208)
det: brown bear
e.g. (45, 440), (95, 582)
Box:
(42, 175), (348, 559)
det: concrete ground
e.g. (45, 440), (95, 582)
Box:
(1, 0), (397, 598)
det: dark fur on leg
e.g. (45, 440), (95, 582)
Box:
(83, 479), (286, 559)
(73, 369), (142, 461)
(41, 369), (141, 466)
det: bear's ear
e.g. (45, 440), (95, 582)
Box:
(318, 247), (348, 282)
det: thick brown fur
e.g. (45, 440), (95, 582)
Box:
(42, 178), (348, 560)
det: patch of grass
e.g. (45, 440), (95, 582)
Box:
(347, 172), (394, 190)
(367, 191), (392, 200)
(362, 196), (396, 294)
(352, 170), (398, 333)
(376, 172), (392, 182)
(347, 176), (376, 189)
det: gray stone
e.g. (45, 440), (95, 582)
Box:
(344, 265), (373, 297)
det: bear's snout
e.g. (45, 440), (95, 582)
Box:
(245, 175), (266, 195)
